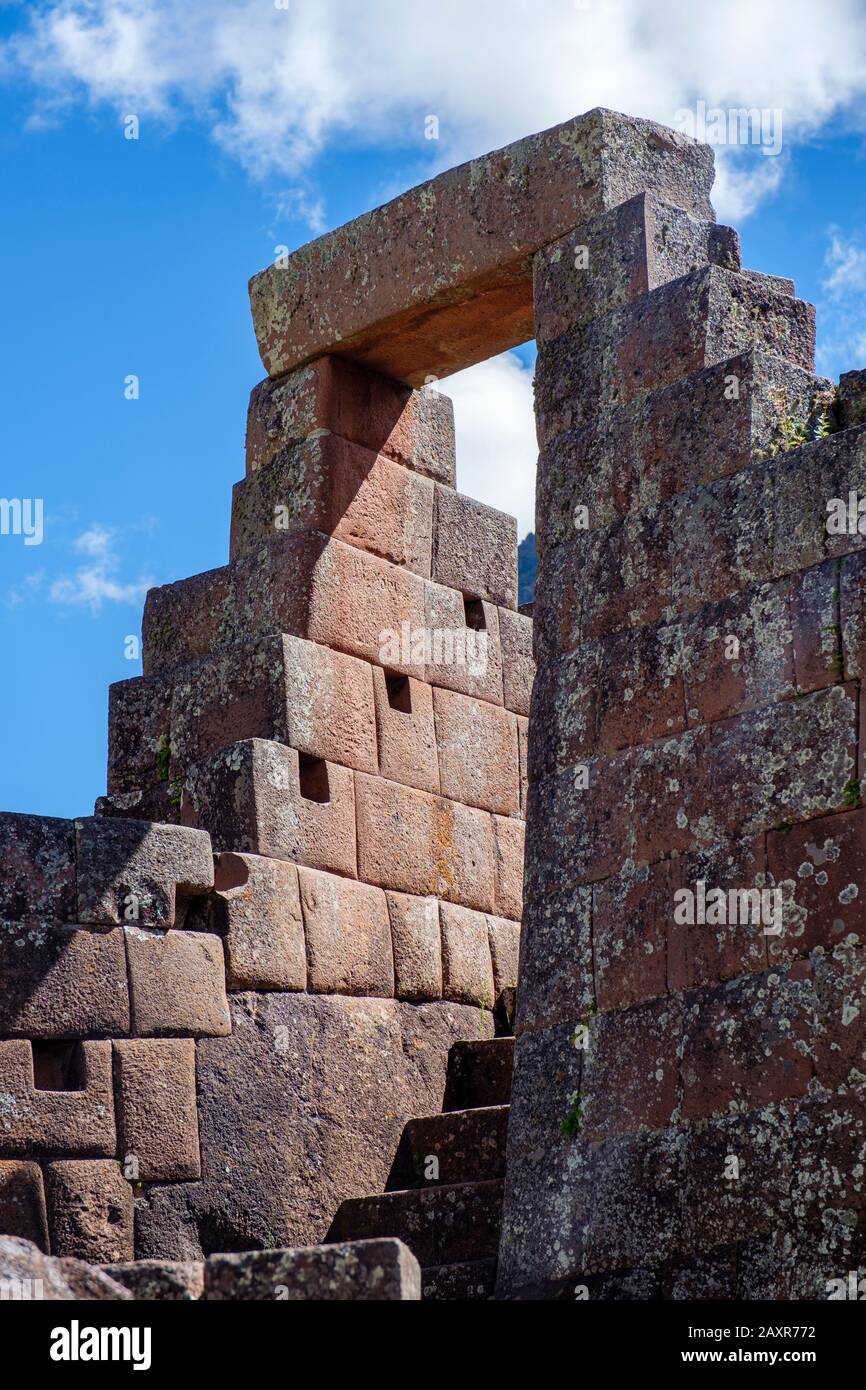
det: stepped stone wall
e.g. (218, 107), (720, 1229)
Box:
(3, 105), (864, 1298)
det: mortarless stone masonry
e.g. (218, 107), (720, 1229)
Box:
(2, 106), (864, 1299)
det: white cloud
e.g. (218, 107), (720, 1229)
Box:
(5, 0), (866, 222)
(823, 230), (866, 297)
(49, 524), (153, 613)
(441, 353), (537, 540)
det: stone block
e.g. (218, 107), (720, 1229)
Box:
(249, 109), (714, 386)
(533, 192), (739, 344)
(0, 925), (129, 1040)
(107, 673), (173, 797)
(789, 559), (842, 693)
(592, 859), (670, 1012)
(498, 607), (534, 716)
(245, 354), (456, 484)
(231, 432), (435, 574)
(536, 266), (815, 440)
(0, 1162), (48, 1249)
(667, 835), (769, 991)
(75, 817), (213, 929)
(0, 1040), (116, 1157)
(299, 867), (394, 997)
(491, 814), (524, 921)
(423, 583), (504, 705)
(767, 809), (866, 961)
(487, 916), (520, 1003)
(838, 368), (866, 429)
(101, 1259), (204, 1301)
(125, 929), (231, 1038)
(208, 852), (306, 992)
(385, 892), (442, 1002)
(0, 1236), (132, 1300)
(580, 996), (682, 1142)
(536, 351), (828, 544)
(113, 1039), (200, 1182)
(44, 1160), (134, 1264)
(205, 1238), (421, 1300)
(680, 579), (794, 725)
(355, 773), (496, 912)
(0, 813), (76, 925)
(439, 903), (495, 1007)
(432, 486), (518, 609)
(183, 740), (357, 879)
(372, 667), (440, 795)
(171, 632), (377, 778)
(432, 687), (520, 815)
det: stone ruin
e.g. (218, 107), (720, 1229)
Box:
(2, 107), (865, 1301)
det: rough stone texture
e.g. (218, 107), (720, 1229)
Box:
(432, 687), (520, 815)
(102, 1259), (204, 1301)
(125, 929), (231, 1038)
(498, 609), (535, 717)
(245, 354), (456, 485)
(183, 739), (358, 879)
(231, 433), (435, 575)
(386, 892), (443, 1002)
(205, 1238), (421, 1301)
(250, 108), (714, 386)
(298, 867), (395, 997)
(75, 817), (214, 929)
(0, 924), (129, 1040)
(439, 903), (496, 1008)
(491, 814), (525, 922)
(44, 1160), (134, 1264)
(0, 1040), (116, 1157)
(838, 368), (866, 429)
(113, 1039), (201, 1181)
(133, 994), (491, 1260)
(0, 1236), (132, 1300)
(171, 633), (378, 780)
(372, 667), (440, 795)
(207, 852), (307, 992)
(432, 487), (518, 609)
(0, 1162), (49, 1248)
(355, 772), (496, 912)
(0, 813), (76, 924)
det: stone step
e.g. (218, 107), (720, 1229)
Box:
(443, 1037), (514, 1111)
(328, 1180), (503, 1268)
(386, 1105), (509, 1189)
(421, 1257), (497, 1301)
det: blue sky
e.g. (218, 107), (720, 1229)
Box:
(1, 0), (866, 820)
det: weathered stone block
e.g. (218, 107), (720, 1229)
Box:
(385, 892), (442, 1002)
(0, 925), (129, 1040)
(536, 267), (815, 440)
(231, 432), (435, 574)
(667, 835), (769, 991)
(372, 667), (440, 795)
(171, 632), (377, 778)
(423, 583), (504, 705)
(439, 903), (495, 1007)
(113, 1039), (200, 1182)
(75, 817), (213, 929)
(107, 673), (173, 797)
(299, 867), (394, 997)
(250, 109), (714, 386)
(125, 929), (231, 1038)
(593, 859), (670, 1012)
(533, 192), (739, 345)
(491, 814), (524, 922)
(0, 1040), (116, 1157)
(205, 1238), (421, 1300)
(355, 773), (496, 912)
(432, 687), (520, 815)
(245, 354), (456, 484)
(432, 486), (518, 609)
(838, 368), (866, 429)
(134, 994), (489, 1258)
(0, 1236), (132, 1300)
(44, 1160), (134, 1264)
(208, 852), (306, 992)
(580, 996), (682, 1141)
(102, 1259), (204, 1300)
(0, 813), (76, 925)
(767, 809), (866, 960)
(0, 1162), (48, 1249)
(183, 740), (357, 879)
(487, 916), (520, 1003)
(498, 607), (534, 717)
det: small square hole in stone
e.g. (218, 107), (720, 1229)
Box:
(298, 754), (330, 803)
(464, 598), (487, 631)
(386, 674), (412, 713)
(31, 1041), (85, 1092)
